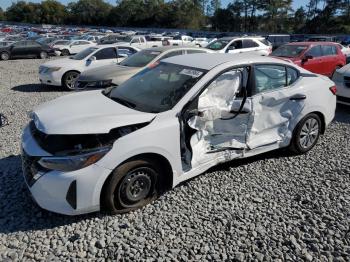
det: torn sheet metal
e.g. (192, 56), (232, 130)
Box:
(187, 70), (250, 167)
(246, 90), (305, 149)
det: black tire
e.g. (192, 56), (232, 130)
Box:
(62, 71), (80, 90)
(289, 113), (321, 154)
(61, 49), (70, 56)
(101, 159), (159, 214)
(0, 52), (9, 61)
(39, 51), (48, 59)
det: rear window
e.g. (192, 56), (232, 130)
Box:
(321, 45), (337, 56)
(259, 39), (271, 46)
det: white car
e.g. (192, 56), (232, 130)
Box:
(22, 53), (336, 215)
(193, 38), (209, 47)
(332, 65), (350, 105)
(52, 40), (96, 56)
(168, 35), (194, 46)
(336, 43), (350, 57)
(207, 36), (272, 55)
(39, 45), (139, 89)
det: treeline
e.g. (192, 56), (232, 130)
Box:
(0, 0), (350, 33)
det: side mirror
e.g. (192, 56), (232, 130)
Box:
(88, 56), (96, 62)
(226, 46), (235, 52)
(302, 55), (313, 63)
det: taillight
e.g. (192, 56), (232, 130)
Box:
(329, 85), (337, 95)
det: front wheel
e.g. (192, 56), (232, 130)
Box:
(289, 113), (321, 154)
(62, 71), (80, 90)
(0, 52), (9, 60)
(101, 159), (159, 214)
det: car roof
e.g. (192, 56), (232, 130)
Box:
(286, 41), (338, 46)
(144, 46), (207, 52)
(162, 53), (293, 70)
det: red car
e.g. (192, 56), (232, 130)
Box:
(270, 42), (346, 77)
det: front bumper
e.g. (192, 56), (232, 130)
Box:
(21, 125), (112, 215)
(39, 71), (63, 86)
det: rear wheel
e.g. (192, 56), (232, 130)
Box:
(39, 51), (48, 59)
(62, 71), (80, 90)
(0, 52), (9, 60)
(101, 159), (159, 214)
(289, 113), (321, 154)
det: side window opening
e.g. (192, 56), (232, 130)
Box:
(287, 67), (299, 85)
(229, 40), (243, 50)
(244, 39), (259, 48)
(254, 64), (287, 94)
(306, 45), (322, 57)
(94, 47), (117, 60)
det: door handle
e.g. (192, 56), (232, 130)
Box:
(290, 94), (306, 101)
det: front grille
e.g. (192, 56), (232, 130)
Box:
(338, 95), (350, 103)
(21, 149), (42, 187)
(343, 76), (350, 88)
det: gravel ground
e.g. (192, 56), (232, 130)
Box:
(0, 58), (350, 261)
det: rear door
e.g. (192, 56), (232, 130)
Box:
(246, 64), (304, 149)
(301, 45), (324, 75)
(320, 45), (339, 76)
(242, 39), (260, 53)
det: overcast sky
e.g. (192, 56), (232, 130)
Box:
(1, 0), (308, 11)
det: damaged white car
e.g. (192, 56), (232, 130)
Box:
(21, 53), (336, 215)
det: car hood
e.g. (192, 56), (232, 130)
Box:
(41, 57), (80, 67)
(32, 90), (156, 135)
(78, 64), (141, 85)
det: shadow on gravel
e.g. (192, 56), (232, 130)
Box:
(0, 155), (98, 234)
(12, 84), (65, 93)
(335, 104), (350, 124)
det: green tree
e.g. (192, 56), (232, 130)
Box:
(0, 7), (5, 21)
(5, 1), (42, 23)
(67, 0), (112, 25)
(40, 0), (67, 24)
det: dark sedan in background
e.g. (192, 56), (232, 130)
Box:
(0, 40), (55, 60)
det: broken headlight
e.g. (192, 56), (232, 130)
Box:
(38, 146), (111, 172)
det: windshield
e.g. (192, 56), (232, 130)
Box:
(206, 39), (230, 50)
(70, 47), (98, 60)
(108, 62), (207, 113)
(271, 45), (308, 57)
(119, 49), (161, 67)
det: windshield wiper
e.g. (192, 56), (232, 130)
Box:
(111, 97), (136, 109)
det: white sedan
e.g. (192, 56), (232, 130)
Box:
(206, 36), (272, 56)
(39, 45), (139, 89)
(22, 53), (336, 215)
(52, 40), (96, 56)
(332, 65), (350, 105)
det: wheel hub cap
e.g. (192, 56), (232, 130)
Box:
(299, 118), (319, 149)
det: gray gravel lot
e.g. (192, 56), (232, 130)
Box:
(0, 58), (350, 261)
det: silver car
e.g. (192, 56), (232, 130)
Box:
(75, 46), (212, 89)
